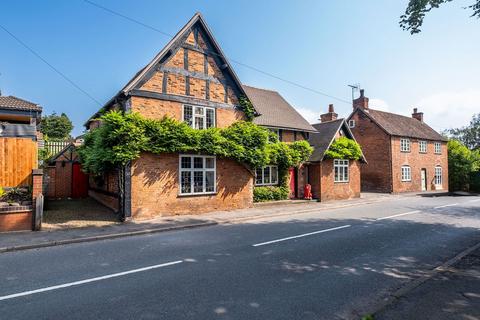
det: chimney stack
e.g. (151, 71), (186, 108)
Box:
(320, 104), (338, 122)
(353, 89), (369, 110)
(412, 107), (424, 122)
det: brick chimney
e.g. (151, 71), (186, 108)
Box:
(412, 107), (423, 122)
(353, 89), (369, 110)
(320, 104), (338, 122)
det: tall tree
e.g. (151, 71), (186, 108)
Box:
(400, 0), (480, 34)
(446, 114), (480, 150)
(41, 112), (74, 140)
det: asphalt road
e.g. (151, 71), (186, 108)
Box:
(0, 194), (479, 319)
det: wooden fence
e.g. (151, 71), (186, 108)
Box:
(0, 137), (38, 187)
(45, 141), (71, 156)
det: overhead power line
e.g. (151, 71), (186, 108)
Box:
(83, 0), (352, 105)
(0, 24), (103, 106)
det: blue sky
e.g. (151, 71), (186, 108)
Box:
(1, 0), (479, 136)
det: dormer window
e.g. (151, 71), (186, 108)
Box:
(183, 105), (215, 129)
(348, 120), (355, 128)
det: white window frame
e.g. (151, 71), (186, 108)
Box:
(179, 155), (216, 195)
(334, 159), (349, 183)
(400, 138), (411, 152)
(182, 104), (215, 129)
(419, 140), (427, 153)
(255, 165), (279, 186)
(434, 166), (443, 188)
(348, 120), (355, 128)
(434, 142), (442, 154)
(401, 166), (411, 182)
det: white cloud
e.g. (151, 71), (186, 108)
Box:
(415, 90), (480, 131)
(369, 98), (390, 112)
(296, 106), (319, 124)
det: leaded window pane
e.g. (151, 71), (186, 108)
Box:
(194, 157), (203, 168)
(194, 171), (204, 193)
(183, 105), (193, 126)
(181, 171), (191, 193)
(264, 166), (271, 184)
(181, 157), (191, 169)
(206, 109), (214, 128)
(205, 157), (215, 169)
(205, 171), (215, 192)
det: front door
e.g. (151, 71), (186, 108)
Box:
(289, 168), (297, 199)
(421, 169), (427, 191)
(72, 163), (89, 198)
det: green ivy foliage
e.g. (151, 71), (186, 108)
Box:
(78, 111), (313, 176)
(324, 137), (363, 160)
(253, 186), (289, 202)
(448, 139), (480, 192)
(238, 96), (256, 122)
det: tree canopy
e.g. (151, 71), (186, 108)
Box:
(447, 140), (480, 191)
(41, 112), (73, 140)
(400, 0), (480, 34)
(444, 113), (480, 150)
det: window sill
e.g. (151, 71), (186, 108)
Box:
(177, 192), (217, 198)
(334, 181), (350, 183)
(401, 180), (412, 183)
(400, 150), (411, 153)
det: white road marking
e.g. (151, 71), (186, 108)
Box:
(0, 260), (183, 302)
(434, 203), (459, 209)
(376, 210), (421, 221)
(252, 225), (351, 247)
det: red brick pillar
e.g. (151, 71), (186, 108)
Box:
(32, 169), (43, 199)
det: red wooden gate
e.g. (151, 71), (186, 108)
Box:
(72, 163), (88, 198)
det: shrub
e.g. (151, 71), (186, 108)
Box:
(253, 186), (289, 202)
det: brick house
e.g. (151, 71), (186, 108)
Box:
(84, 13), (314, 219)
(307, 104), (366, 201)
(243, 85), (316, 198)
(348, 90), (448, 193)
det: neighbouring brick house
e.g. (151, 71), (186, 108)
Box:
(348, 90), (448, 193)
(85, 13), (314, 219)
(243, 85), (316, 198)
(307, 104), (366, 201)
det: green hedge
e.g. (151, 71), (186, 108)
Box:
(253, 186), (290, 202)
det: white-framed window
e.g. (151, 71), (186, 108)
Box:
(255, 166), (278, 186)
(419, 140), (427, 153)
(348, 120), (355, 128)
(401, 166), (411, 182)
(182, 105), (215, 129)
(334, 159), (349, 183)
(434, 142), (442, 154)
(435, 166), (443, 187)
(179, 155), (216, 195)
(400, 138), (411, 152)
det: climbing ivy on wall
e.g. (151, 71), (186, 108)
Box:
(238, 96), (256, 122)
(78, 111), (313, 176)
(324, 137), (363, 160)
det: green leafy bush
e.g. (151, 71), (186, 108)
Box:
(448, 140), (480, 191)
(253, 186), (289, 202)
(324, 137), (362, 160)
(78, 111), (313, 176)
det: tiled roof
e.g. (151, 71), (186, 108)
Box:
(243, 85), (316, 132)
(308, 119), (344, 162)
(358, 108), (447, 141)
(0, 96), (42, 112)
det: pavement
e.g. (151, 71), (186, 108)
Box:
(0, 192), (401, 253)
(0, 193), (479, 319)
(375, 243), (480, 320)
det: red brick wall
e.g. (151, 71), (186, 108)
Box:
(45, 166), (56, 199)
(350, 110), (393, 192)
(88, 190), (119, 213)
(0, 210), (32, 232)
(320, 159), (361, 201)
(130, 153), (253, 219)
(390, 137), (448, 193)
(307, 160), (361, 201)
